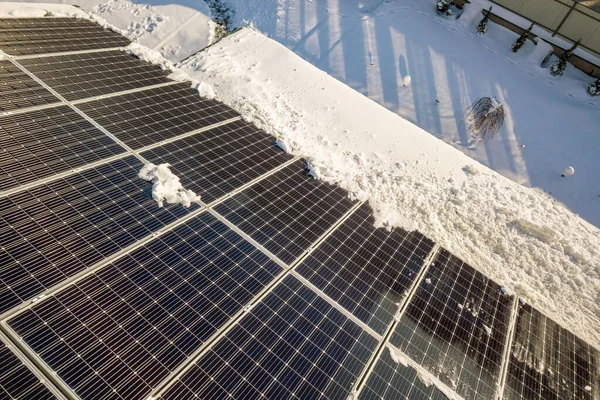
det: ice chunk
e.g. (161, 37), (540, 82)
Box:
(275, 138), (292, 154)
(387, 346), (409, 367)
(402, 75), (411, 87)
(305, 158), (321, 180)
(425, 278), (432, 285)
(138, 163), (200, 208)
(483, 324), (492, 336)
(197, 81), (215, 100)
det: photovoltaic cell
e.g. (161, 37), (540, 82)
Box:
(503, 303), (600, 400)
(360, 346), (452, 400)
(8, 211), (283, 400)
(141, 119), (293, 204)
(296, 202), (434, 335)
(0, 105), (126, 192)
(0, 18), (130, 56)
(159, 274), (379, 400)
(214, 160), (356, 264)
(77, 83), (240, 149)
(20, 50), (172, 101)
(0, 156), (197, 315)
(390, 249), (514, 400)
(0, 336), (59, 400)
(0, 60), (59, 112)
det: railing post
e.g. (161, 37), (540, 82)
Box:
(552, 0), (577, 37)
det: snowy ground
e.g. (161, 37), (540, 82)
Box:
(3, 1), (600, 347)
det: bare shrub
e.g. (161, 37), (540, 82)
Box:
(466, 97), (506, 141)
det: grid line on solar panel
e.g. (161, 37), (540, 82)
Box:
(359, 344), (456, 400)
(389, 248), (515, 400)
(0, 104), (127, 193)
(158, 274), (380, 400)
(214, 160), (357, 265)
(0, 155), (198, 316)
(502, 302), (600, 400)
(0, 60), (60, 112)
(0, 18), (130, 56)
(141, 119), (294, 204)
(19, 50), (173, 102)
(76, 83), (241, 149)
(0, 332), (61, 400)
(295, 202), (435, 335)
(7, 211), (283, 400)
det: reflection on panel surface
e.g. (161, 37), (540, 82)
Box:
(160, 275), (379, 400)
(8, 212), (282, 400)
(390, 249), (514, 400)
(504, 303), (600, 400)
(214, 160), (356, 264)
(296, 202), (434, 335)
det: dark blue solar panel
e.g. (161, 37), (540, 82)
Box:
(0, 337), (58, 399)
(390, 249), (514, 400)
(503, 303), (600, 400)
(7, 212), (283, 400)
(214, 160), (356, 264)
(0, 156), (197, 315)
(141, 119), (293, 204)
(159, 274), (379, 400)
(296, 202), (434, 335)
(0, 105), (126, 192)
(360, 346), (453, 400)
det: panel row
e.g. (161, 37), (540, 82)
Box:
(0, 18), (130, 56)
(0, 59), (59, 112)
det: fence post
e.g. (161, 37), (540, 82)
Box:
(552, 0), (577, 37)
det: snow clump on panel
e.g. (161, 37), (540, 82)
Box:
(275, 138), (292, 153)
(125, 42), (176, 72)
(138, 163), (200, 208)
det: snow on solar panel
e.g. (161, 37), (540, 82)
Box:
(503, 302), (600, 400)
(359, 346), (451, 400)
(0, 156), (198, 315)
(0, 60), (60, 112)
(0, 105), (127, 192)
(214, 160), (357, 265)
(159, 274), (379, 400)
(0, 18), (130, 56)
(76, 83), (240, 149)
(7, 212), (283, 400)
(295, 202), (435, 335)
(389, 248), (515, 400)
(141, 119), (293, 204)
(19, 50), (172, 101)
(0, 334), (60, 400)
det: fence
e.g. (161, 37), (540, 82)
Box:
(489, 0), (600, 57)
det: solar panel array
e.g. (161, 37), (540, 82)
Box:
(0, 15), (598, 400)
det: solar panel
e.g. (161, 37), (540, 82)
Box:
(0, 60), (60, 112)
(0, 334), (60, 400)
(141, 119), (293, 204)
(360, 346), (452, 400)
(19, 50), (172, 101)
(0, 18), (130, 56)
(214, 160), (357, 265)
(159, 274), (379, 400)
(503, 302), (600, 400)
(76, 83), (240, 149)
(0, 105), (127, 192)
(0, 156), (198, 315)
(7, 211), (283, 400)
(390, 248), (514, 400)
(296, 202), (434, 335)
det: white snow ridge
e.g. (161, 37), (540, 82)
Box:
(138, 163), (200, 208)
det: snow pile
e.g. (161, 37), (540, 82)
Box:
(304, 158), (322, 180)
(197, 81), (216, 100)
(275, 138), (293, 154)
(125, 43), (176, 72)
(388, 345), (409, 367)
(138, 163), (200, 208)
(178, 29), (600, 348)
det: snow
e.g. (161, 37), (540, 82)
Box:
(138, 163), (201, 208)
(304, 158), (322, 180)
(388, 345), (409, 367)
(125, 42), (176, 72)
(178, 27), (600, 349)
(275, 138), (293, 154)
(483, 324), (492, 336)
(561, 166), (575, 177)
